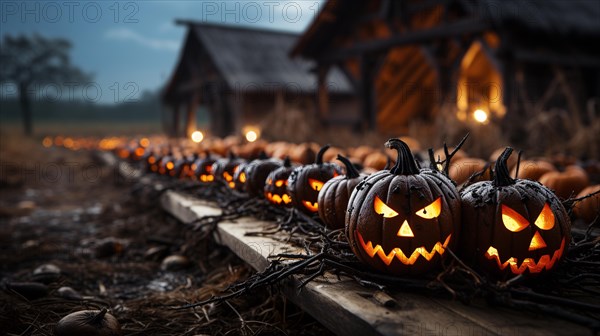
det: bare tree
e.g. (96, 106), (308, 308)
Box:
(0, 34), (91, 136)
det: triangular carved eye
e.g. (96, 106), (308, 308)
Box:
(374, 195), (398, 218)
(415, 197), (441, 219)
(501, 205), (529, 232)
(309, 178), (324, 191)
(534, 203), (555, 230)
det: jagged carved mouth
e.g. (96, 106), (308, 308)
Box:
(356, 232), (451, 266)
(484, 238), (565, 274)
(302, 201), (318, 212)
(267, 193), (291, 204)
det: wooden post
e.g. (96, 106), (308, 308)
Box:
(172, 103), (181, 138)
(185, 94), (199, 138)
(360, 55), (377, 130)
(317, 66), (330, 124)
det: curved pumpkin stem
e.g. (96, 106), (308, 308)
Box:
(385, 138), (420, 175)
(90, 308), (108, 325)
(316, 144), (330, 165)
(337, 154), (360, 179)
(283, 156), (291, 168)
(494, 147), (515, 187)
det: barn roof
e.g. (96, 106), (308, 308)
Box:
(292, 0), (600, 59)
(169, 21), (353, 96)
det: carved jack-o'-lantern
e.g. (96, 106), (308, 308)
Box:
(318, 155), (367, 230)
(346, 139), (461, 275)
(193, 152), (217, 183)
(287, 145), (342, 214)
(244, 155), (283, 197)
(211, 152), (245, 188)
(460, 148), (571, 278)
(158, 153), (176, 176)
(264, 157), (294, 206)
(174, 153), (199, 179)
(232, 161), (251, 192)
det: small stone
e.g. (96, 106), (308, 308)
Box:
(57, 286), (83, 300)
(161, 255), (190, 271)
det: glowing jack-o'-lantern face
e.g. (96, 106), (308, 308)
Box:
(244, 157), (283, 197)
(287, 145), (342, 214)
(211, 153), (244, 188)
(460, 148), (571, 278)
(264, 159), (294, 207)
(347, 139), (461, 276)
(193, 154), (217, 183)
(482, 203), (566, 275)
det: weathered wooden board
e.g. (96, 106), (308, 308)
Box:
(161, 190), (589, 336)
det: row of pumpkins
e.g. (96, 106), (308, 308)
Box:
(116, 138), (599, 280)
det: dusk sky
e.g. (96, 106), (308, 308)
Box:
(1, 1), (324, 104)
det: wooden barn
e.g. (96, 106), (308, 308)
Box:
(291, 0), (600, 147)
(162, 21), (357, 138)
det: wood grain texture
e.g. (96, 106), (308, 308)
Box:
(161, 190), (589, 336)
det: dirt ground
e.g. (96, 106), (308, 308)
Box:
(0, 133), (331, 335)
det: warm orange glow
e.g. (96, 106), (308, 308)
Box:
(191, 131), (204, 143)
(245, 131), (258, 142)
(200, 175), (214, 182)
(42, 137), (53, 148)
(148, 156), (156, 164)
(206, 166), (213, 173)
(275, 179), (287, 187)
(501, 205), (529, 232)
(302, 201), (319, 212)
(63, 137), (74, 148)
(485, 238), (565, 274)
(134, 147), (145, 157)
(397, 220), (414, 237)
(534, 203), (555, 230)
(357, 232), (452, 266)
(415, 197), (442, 219)
(266, 192), (292, 205)
(239, 172), (246, 183)
(528, 231), (547, 251)
(223, 171), (234, 182)
(308, 178), (324, 191)
(473, 109), (488, 123)
(140, 138), (150, 147)
(166, 162), (174, 170)
(374, 195), (398, 218)
(228, 181), (235, 189)
(54, 136), (64, 146)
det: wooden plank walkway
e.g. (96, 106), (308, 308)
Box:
(161, 190), (589, 336)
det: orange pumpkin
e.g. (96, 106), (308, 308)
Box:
(363, 152), (388, 170)
(510, 160), (556, 181)
(538, 166), (589, 199)
(448, 158), (490, 185)
(573, 185), (600, 223)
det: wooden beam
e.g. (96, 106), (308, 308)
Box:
(317, 66), (331, 123)
(320, 18), (488, 63)
(360, 55), (378, 130)
(185, 94), (199, 138)
(172, 103), (181, 138)
(160, 190), (591, 336)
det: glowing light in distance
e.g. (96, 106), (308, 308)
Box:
(245, 131), (258, 142)
(473, 109), (488, 123)
(191, 131), (204, 143)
